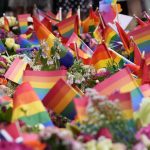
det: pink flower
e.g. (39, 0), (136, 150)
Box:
(136, 124), (150, 140)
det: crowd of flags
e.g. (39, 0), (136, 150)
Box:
(1, 0), (150, 142)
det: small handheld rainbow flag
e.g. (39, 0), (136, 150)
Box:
(23, 70), (67, 100)
(43, 79), (80, 120)
(66, 32), (93, 57)
(57, 15), (79, 38)
(4, 16), (10, 32)
(12, 82), (53, 126)
(18, 14), (31, 34)
(91, 43), (112, 69)
(128, 24), (150, 53)
(33, 17), (56, 49)
(4, 58), (27, 84)
(95, 67), (138, 96)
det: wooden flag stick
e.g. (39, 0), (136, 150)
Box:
(74, 42), (79, 60)
(59, 7), (62, 21)
(115, 4), (120, 24)
(77, 6), (81, 21)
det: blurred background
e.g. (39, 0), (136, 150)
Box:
(0, 0), (150, 17)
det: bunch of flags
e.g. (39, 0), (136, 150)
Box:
(2, 1), (150, 140)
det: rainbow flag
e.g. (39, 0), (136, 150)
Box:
(4, 16), (9, 32)
(82, 8), (100, 33)
(140, 84), (150, 97)
(0, 40), (6, 53)
(57, 15), (79, 38)
(109, 92), (133, 120)
(95, 67), (138, 96)
(4, 58), (27, 84)
(18, 14), (31, 34)
(128, 24), (150, 53)
(66, 32), (93, 57)
(43, 79), (80, 120)
(91, 43), (112, 69)
(116, 22), (131, 53)
(130, 88), (144, 111)
(23, 70), (67, 100)
(12, 82), (53, 126)
(103, 26), (120, 48)
(74, 96), (88, 121)
(33, 17), (56, 49)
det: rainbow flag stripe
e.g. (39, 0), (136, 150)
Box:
(12, 82), (53, 126)
(57, 15), (78, 38)
(109, 92), (133, 120)
(18, 14), (31, 34)
(33, 17), (56, 49)
(95, 67), (138, 96)
(43, 79), (80, 120)
(129, 24), (150, 53)
(23, 70), (67, 100)
(0, 40), (6, 53)
(74, 96), (88, 121)
(17, 37), (32, 48)
(130, 88), (144, 111)
(4, 58), (27, 84)
(104, 26), (120, 48)
(91, 44), (112, 69)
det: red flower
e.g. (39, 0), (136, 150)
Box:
(96, 128), (112, 140)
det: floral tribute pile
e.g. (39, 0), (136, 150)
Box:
(1, 0), (150, 149)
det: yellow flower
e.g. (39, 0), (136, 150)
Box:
(13, 44), (20, 51)
(85, 140), (97, 150)
(112, 143), (126, 150)
(97, 139), (112, 150)
(5, 38), (15, 49)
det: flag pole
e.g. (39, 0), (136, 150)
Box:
(74, 42), (79, 60)
(115, 4), (120, 24)
(77, 6), (81, 21)
(59, 7), (62, 21)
